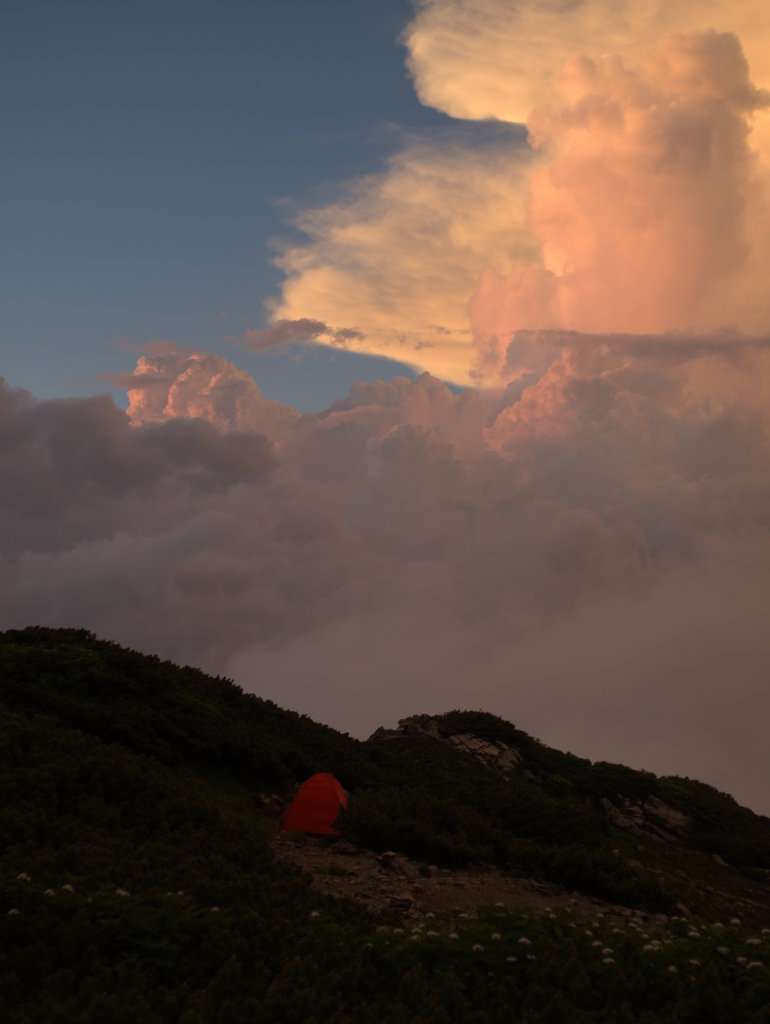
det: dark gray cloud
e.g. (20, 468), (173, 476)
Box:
(239, 318), (364, 352)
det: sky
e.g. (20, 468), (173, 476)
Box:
(3, 1), (770, 813)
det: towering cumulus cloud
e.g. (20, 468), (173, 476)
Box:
(2, 1), (770, 814)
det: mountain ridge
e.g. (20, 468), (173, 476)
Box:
(4, 626), (770, 1021)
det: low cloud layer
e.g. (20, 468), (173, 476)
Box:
(2, 331), (769, 811)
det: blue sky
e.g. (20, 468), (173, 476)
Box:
(3, 0), (445, 411)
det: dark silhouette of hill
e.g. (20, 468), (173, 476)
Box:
(3, 626), (770, 1022)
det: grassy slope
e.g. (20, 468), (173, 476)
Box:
(2, 626), (770, 1023)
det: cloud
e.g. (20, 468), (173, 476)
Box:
(265, 3), (770, 387)
(403, 0), (770, 124)
(123, 347), (299, 436)
(3, 332), (770, 810)
(471, 32), (770, 370)
(239, 318), (363, 352)
(270, 130), (537, 385)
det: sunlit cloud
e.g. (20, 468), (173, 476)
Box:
(268, 0), (770, 385)
(404, 0), (770, 126)
(471, 31), (770, 372)
(270, 131), (537, 385)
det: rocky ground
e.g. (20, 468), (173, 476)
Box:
(268, 716), (770, 930)
(270, 830), (770, 931)
(273, 831), (661, 926)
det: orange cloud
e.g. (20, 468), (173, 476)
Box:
(269, 132), (537, 386)
(404, 0), (770, 129)
(471, 32), (770, 373)
(267, 2), (770, 386)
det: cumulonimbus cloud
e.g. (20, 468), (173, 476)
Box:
(268, 2), (770, 385)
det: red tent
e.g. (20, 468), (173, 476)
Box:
(281, 773), (348, 835)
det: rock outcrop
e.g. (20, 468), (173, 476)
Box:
(599, 794), (692, 843)
(370, 714), (691, 843)
(371, 715), (523, 773)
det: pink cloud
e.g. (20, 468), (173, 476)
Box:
(471, 33), (770, 374)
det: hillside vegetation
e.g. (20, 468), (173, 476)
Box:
(2, 626), (770, 1022)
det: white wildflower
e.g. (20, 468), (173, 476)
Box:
(16, 873), (31, 883)
(115, 889), (129, 897)
(472, 944), (484, 952)
(687, 930), (700, 938)
(210, 906), (220, 913)
(62, 884), (74, 892)
(746, 938), (762, 945)
(393, 928), (404, 934)
(717, 947), (730, 955)
(310, 910), (320, 919)
(736, 957), (747, 964)
(603, 958), (615, 965)
(731, 918), (742, 926)
(506, 956), (518, 963)
(491, 933), (501, 941)
(602, 948), (614, 956)
(527, 954), (536, 960)
(448, 933), (459, 940)
(591, 940), (602, 948)
(667, 966), (678, 974)
(688, 959), (700, 967)
(713, 922), (724, 929)
(43, 889), (55, 896)
(747, 961), (763, 970)
(426, 930), (439, 937)
(518, 937), (531, 945)
(7, 908), (19, 916)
